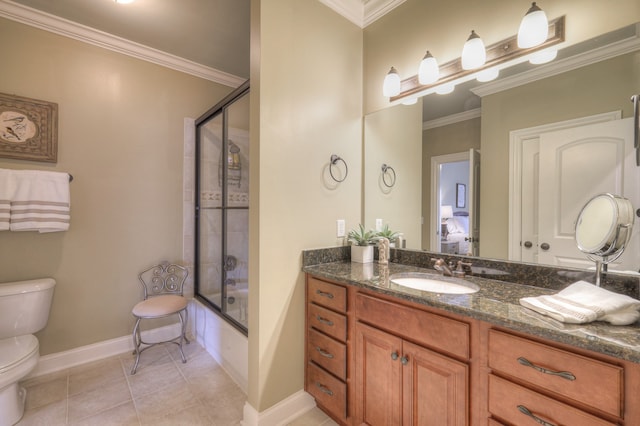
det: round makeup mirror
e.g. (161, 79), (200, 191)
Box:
(575, 193), (635, 286)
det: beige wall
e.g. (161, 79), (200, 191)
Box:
(422, 118), (481, 248)
(249, 0), (362, 411)
(363, 0), (640, 114)
(364, 102), (422, 249)
(0, 18), (231, 354)
(481, 52), (640, 259)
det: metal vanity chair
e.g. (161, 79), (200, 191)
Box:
(130, 261), (189, 374)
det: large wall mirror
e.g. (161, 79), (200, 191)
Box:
(364, 21), (640, 273)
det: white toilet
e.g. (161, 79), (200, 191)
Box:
(0, 278), (56, 426)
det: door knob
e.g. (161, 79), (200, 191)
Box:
(523, 241), (533, 248)
(540, 242), (550, 250)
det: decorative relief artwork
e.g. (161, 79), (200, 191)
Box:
(0, 92), (58, 163)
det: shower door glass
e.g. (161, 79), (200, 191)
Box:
(195, 82), (249, 335)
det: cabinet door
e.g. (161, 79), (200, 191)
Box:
(402, 340), (468, 426)
(355, 322), (403, 426)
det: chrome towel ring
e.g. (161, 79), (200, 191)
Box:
(329, 154), (348, 182)
(381, 163), (396, 187)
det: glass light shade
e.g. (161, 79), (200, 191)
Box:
(418, 51), (440, 85)
(476, 68), (499, 82)
(461, 30), (486, 70)
(435, 82), (455, 95)
(115, 0), (135, 3)
(382, 67), (401, 97)
(517, 2), (549, 48)
(441, 205), (454, 220)
(402, 97), (418, 106)
(529, 49), (557, 64)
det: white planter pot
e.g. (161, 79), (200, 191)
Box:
(351, 245), (374, 263)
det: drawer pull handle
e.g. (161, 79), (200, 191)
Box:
(391, 351), (399, 361)
(316, 382), (334, 396)
(316, 347), (334, 359)
(401, 355), (409, 365)
(316, 290), (334, 299)
(316, 315), (334, 326)
(517, 357), (576, 381)
(517, 405), (557, 426)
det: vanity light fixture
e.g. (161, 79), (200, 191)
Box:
(529, 48), (558, 64)
(461, 30), (486, 70)
(383, 14), (565, 102)
(435, 83), (455, 95)
(382, 67), (401, 97)
(115, 0), (135, 3)
(518, 2), (549, 49)
(418, 51), (440, 85)
(401, 97), (418, 105)
(476, 68), (499, 82)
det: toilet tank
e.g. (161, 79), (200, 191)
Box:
(0, 278), (56, 339)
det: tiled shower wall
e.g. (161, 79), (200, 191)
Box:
(183, 117), (248, 392)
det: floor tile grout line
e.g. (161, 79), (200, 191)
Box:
(120, 354), (143, 426)
(65, 372), (70, 425)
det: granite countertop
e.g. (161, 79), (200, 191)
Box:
(303, 261), (640, 364)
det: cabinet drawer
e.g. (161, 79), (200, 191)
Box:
(308, 277), (347, 312)
(308, 328), (347, 380)
(488, 329), (623, 418)
(356, 293), (469, 359)
(489, 374), (616, 426)
(306, 361), (347, 421)
(308, 303), (347, 342)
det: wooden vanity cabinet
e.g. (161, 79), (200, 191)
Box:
(354, 292), (470, 425)
(305, 276), (351, 424)
(485, 325), (640, 425)
(304, 273), (640, 425)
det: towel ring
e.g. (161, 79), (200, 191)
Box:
(329, 154), (348, 183)
(381, 164), (396, 188)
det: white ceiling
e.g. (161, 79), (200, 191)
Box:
(0, 0), (404, 88)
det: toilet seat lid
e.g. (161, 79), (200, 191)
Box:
(0, 335), (38, 373)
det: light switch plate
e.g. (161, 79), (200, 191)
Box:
(336, 219), (346, 237)
(375, 218), (383, 231)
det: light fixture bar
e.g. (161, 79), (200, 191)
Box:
(390, 15), (565, 102)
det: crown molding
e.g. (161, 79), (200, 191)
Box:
(0, 0), (246, 88)
(318, 0), (405, 28)
(423, 108), (481, 130)
(364, 0), (407, 27)
(471, 24), (640, 98)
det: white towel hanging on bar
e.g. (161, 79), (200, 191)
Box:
(10, 169), (70, 233)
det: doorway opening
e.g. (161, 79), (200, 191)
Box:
(430, 149), (480, 256)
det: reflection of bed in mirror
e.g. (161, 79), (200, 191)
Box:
(446, 212), (470, 255)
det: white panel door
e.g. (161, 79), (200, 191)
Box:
(520, 138), (540, 263)
(537, 117), (639, 271)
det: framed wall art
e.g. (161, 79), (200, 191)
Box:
(0, 92), (58, 163)
(456, 183), (466, 208)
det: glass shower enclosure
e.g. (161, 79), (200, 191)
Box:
(195, 81), (249, 335)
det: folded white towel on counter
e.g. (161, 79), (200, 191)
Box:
(10, 170), (70, 233)
(0, 168), (13, 231)
(520, 281), (640, 325)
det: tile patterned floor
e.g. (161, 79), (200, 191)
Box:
(15, 342), (336, 425)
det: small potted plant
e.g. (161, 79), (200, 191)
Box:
(347, 224), (378, 263)
(376, 224), (399, 247)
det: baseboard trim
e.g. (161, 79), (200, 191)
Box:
(28, 323), (182, 378)
(241, 391), (316, 426)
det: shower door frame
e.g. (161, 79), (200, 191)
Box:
(194, 80), (250, 336)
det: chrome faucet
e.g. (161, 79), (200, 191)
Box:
(431, 258), (453, 276)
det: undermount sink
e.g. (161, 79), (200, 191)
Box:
(389, 273), (480, 294)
